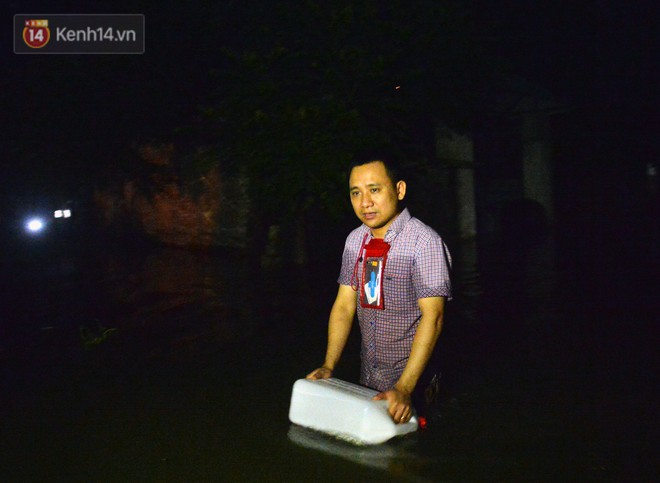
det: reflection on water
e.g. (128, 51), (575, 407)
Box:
(288, 425), (434, 482)
(1, 246), (254, 363)
(1, 236), (656, 481)
(98, 248), (255, 360)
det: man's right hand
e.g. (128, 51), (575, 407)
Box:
(306, 367), (333, 380)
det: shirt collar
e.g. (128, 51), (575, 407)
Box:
(359, 207), (411, 243)
(383, 208), (410, 243)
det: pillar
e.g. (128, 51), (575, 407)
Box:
(521, 112), (554, 223)
(436, 128), (477, 240)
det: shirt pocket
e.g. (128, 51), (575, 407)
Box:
(383, 270), (413, 311)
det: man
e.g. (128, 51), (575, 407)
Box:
(307, 154), (452, 424)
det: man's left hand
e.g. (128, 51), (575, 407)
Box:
(373, 388), (412, 424)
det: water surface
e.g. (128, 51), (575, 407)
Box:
(1, 236), (656, 481)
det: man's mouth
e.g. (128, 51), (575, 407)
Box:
(363, 212), (377, 220)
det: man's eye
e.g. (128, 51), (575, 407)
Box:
(351, 191), (360, 197)
(370, 188), (379, 193)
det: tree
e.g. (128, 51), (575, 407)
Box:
(201, 0), (493, 261)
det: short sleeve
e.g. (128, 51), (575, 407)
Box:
(412, 234), (452, 300)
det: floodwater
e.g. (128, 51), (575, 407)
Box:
(1, 232), (656, 482)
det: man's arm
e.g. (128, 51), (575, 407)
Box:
(306, 284), (357, 380)
(373, 296), (446, 423)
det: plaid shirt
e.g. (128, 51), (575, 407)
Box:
(338, 208), (452, 392)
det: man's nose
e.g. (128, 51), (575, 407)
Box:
(361, 193), (373, 207)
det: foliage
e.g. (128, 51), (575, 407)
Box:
(93, 142), (227, 247)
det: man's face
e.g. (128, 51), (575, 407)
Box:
(349, 161), (406, 238)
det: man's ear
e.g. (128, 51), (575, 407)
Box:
(396, 180), (407, 200)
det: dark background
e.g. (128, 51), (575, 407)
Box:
(3, 0), (655, 199)
(1, 1), (657, 481)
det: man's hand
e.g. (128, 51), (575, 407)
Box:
(306, 366), (333, 380)
(373, 388), (413, 424)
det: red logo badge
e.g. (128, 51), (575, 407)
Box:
(23, 19), (51, 49)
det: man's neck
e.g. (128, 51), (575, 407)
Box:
(370, 210), (402, 239)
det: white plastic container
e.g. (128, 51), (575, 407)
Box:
(288, 378), (418, 445)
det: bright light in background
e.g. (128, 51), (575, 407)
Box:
(54, 209), (72, 218)
(23, 206), (72, 236)
(26, 217), (45, 233)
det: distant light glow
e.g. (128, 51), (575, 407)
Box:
(54, 209), (72, 219)
(26, 218), (45, 233)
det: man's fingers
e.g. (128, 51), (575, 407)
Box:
(372, 389), (413, 423)
(395, 409), (412, 424)
(390, 403), (413, 424)
(306, 367), (332, 380)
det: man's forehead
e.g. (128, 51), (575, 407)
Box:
(349, 161), (390, 183)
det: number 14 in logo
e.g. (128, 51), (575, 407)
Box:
(23, 19), (51, 49)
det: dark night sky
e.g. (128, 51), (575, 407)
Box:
(2, 1), (656, 200)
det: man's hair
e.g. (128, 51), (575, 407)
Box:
(348, 150), (404, 187)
